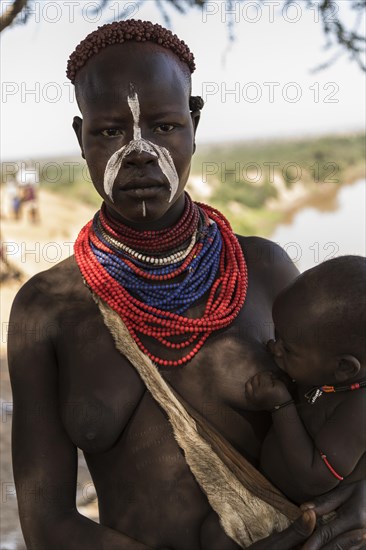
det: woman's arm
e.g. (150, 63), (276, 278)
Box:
(8, 278), (153, 550)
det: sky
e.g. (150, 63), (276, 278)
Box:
(1, 0), (365, 161)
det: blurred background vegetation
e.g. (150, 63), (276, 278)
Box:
(2, 132), (364, 236)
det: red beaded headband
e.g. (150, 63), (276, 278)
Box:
(66, 19), (196, 84)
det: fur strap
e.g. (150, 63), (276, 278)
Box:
(94, 295), (299, 547)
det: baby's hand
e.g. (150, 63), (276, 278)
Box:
(245, 371), (292, 411)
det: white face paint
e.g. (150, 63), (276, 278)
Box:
(103, 90), (179, 204)
(127, 93), (141, 140)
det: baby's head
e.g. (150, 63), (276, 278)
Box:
(66, 20), (203, 225)
(269, 255), (366, 387)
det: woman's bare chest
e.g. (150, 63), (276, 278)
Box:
(55, 300), (272, 457)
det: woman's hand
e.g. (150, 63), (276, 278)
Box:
(249, 509), (317, 549)
(249, 480), (365, 549)
(300, 480), (366, 549)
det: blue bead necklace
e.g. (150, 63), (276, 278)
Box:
(91, 208), (222, 314)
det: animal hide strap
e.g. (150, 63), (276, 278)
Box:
(94, 295), (300, 548)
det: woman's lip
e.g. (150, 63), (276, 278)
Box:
(121, 178), (165, 190)
(119, 185), (166, 198)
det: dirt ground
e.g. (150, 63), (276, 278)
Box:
(1, 190), (99, 549)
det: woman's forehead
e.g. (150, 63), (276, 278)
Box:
(76, 42), (190, 100)
(77, 82), (189, 119)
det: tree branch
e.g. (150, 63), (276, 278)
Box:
(2, 0), (365, 72)
(0, 0), (28, 32)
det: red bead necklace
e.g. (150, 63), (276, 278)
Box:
(99, 193), (200, 254)
(74, 197), (248, 366)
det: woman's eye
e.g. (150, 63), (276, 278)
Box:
(101, 129), (123, 137)
(155, 124), (175, 134)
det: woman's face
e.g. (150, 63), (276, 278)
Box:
(73, 43), (199, 228)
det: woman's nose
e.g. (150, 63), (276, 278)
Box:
(122, 148), (157, 169)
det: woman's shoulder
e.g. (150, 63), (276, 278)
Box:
(11, 255), (86, 313)
(236, 234), (289, 259)
(236, 235), (300, 298)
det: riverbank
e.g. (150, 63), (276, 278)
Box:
(190, 132), (365, 235)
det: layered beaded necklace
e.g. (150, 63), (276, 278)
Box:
(74, 193), (248, 366)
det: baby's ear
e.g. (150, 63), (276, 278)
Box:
(334, 354), (361, 382)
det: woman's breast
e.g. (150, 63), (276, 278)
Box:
(57, 325), (146, 453)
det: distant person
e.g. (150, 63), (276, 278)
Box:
(6, 175), (22, 220)
(8, 20), (364, 550)
(17, 161), (40, 224)
(246, 255), (366, 503)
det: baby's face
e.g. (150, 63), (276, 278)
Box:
(269, 295), (333, 387)
(268, 330), (326, 387)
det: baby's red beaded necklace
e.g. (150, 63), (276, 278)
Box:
(74, 195), (248, 367)
(305, 379), (366, 404)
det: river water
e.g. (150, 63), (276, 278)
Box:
(269, 179), (366, 272)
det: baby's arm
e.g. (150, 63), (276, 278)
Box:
(245, 372), (365, 498)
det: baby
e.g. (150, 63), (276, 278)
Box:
(245, 255), (366, 504)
